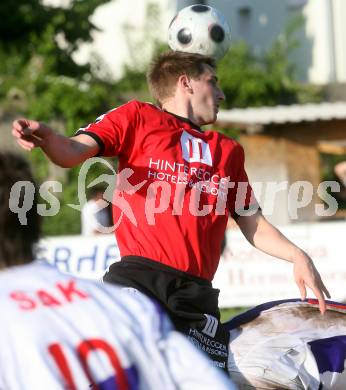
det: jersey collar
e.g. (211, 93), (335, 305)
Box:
(163, 109), (203, 133)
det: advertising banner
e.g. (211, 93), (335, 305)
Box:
(37, 221), (346, 307)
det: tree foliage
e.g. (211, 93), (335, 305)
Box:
(0, 0), (108, 78)
(218, 15), (321, 109)
(0, 0), (119, 235)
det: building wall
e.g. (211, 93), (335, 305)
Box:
(207, 0), (346, 85)
(304, 0), (335, 83)
(240, 134), (290, 225)
(239, 120), (346, 225)
(332, 0), (346, 82)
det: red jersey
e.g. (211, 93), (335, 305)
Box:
(77, 100), (255, 281)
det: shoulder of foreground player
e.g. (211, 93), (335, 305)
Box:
(0, 262), (135, 303)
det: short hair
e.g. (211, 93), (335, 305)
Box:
(87, 184), (106, 201)
(0, 152), (40, 268)
(147, 51), (216, 106)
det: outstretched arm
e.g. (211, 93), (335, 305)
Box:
(236, 210), (330, 314)
(12, 119), (100, 168)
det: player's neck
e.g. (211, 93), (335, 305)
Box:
(162, 101), (202, 127)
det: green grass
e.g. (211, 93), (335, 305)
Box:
(220, 307), (249, 323)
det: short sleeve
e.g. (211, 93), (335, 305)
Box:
(75, 100), (140, 157)
(228, 143), (259, 218)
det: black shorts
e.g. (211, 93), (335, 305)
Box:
(104, 256), (229, 371)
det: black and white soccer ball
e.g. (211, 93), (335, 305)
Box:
(168, 4), (231, 61)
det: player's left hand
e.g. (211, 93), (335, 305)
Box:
(293, 255), (330, 315)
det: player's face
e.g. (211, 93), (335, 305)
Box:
(190, 64), (225, 125)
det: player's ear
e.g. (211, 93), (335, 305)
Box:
(178, 74), (193, 94)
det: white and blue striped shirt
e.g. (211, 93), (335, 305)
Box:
(0, 262), (234, 389)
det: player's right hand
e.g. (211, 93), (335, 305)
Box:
(293, 255), (330, 315)
(12, 119), (53, 151)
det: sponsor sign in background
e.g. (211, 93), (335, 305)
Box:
(37, 221), (345, 307)
(215, 220), (346, 307)
(36, 235), (120, 281)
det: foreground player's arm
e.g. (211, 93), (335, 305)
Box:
(236, 210), (330, 314)
(12, 119), (99, 168)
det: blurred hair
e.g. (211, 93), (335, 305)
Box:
(0, 152), (40, 268)
(87, 184), (106, 201)
(147, 51), (216, 106)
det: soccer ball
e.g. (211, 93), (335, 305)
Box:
(168, 4), (231, 61)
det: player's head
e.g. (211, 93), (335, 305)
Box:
(147, 51), (224, 125)
(87, 184), (106, 202)
(0, 152), (40, 268)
